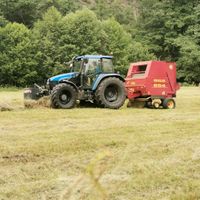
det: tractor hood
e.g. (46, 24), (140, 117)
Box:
(49, 72), (79, 82)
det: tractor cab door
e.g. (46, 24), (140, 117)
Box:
(82, 58), (102, 89)
(70, 58), (82, 87)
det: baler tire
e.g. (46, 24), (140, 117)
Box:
(51, 83), (77, 109)
(152, 102), (160, 109)
(162, 98), (176, 109)
(95, 77), (126, 109)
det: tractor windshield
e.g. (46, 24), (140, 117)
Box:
(84, 58), (101, 75)
(73, 59), (82, 72)
(102, 58), (114, 73)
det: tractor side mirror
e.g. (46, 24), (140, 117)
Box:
(64, 61), (71, 67)
(69, 63), (73, 68)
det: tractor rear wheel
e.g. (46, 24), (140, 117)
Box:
(95, 77), (126, 109)
(162, 98), (176, 109)
(51, 83), (77, 109)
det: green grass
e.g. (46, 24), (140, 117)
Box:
(0, 87), (200, 200)
(0, 86), (21, 92)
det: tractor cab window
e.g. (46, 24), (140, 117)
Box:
(83, 58), (102, 88)
(84, 59), (101, 75)
(73, 59), (82, 72)
(102, 58), (113, 73)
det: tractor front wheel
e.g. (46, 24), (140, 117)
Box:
(162, 98), (176, 109)
(95, 77), (126, 109)
(51, 83), (77, 109)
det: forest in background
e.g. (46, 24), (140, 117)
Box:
(0, 0), (199, 86)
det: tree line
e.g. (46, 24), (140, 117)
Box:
(0, 0), (199, 86)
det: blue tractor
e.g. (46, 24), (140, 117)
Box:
(24, 55), (126, 109)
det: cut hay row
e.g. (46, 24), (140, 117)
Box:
(0, 92), (50, 111)
(0, 103), (14, 112)
(24, 96), (50, 109)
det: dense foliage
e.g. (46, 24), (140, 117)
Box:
(0, 0), (199, 86)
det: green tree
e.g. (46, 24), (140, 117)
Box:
(101, 18), (132, 66)
(33, 7), (65, 77)
(33, 8), (103, 77)
(101, 18), (154, 74)
(136, 0), (200, 83)
(0, 15), (8, 27)
(37, 0), (78, 16)
(137, 0), (198, 59)
(0, 23), (39, 86)
(60, 8), (102, 59)
(175, 36), (200, 84)
(0, 0), (78, 27)
(92, 0), (138, 30)
(0, 0), (38, 27)
(95, 0), (137, 22)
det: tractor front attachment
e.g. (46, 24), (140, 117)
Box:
(24, 84), (49, 100)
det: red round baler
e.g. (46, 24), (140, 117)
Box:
(125, 61), (180, 109)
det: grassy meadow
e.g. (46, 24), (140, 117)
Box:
(0, 87), (200, 200)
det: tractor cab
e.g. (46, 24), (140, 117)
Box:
(72, 55), (114, 73)
(71, 55), (114, 88)
(47, 55), (115, 90)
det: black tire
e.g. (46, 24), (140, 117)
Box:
(95, 77), (126, 109)
(162, 98), (176, 109)
(50, 100), (59, 108)
(51, 83), (77, 109)
(145, 101), (152, 108)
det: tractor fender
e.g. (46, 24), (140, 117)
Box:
(92, 74), (124, 91)
(59, 80), (79, 92)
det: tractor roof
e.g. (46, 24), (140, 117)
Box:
(75, 55), (113, 60)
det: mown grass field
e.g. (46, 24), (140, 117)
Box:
(0, 87), (200, 200)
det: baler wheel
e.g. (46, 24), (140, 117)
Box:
(163, 98), (176, 109)
(51, 83), (77, 109)
(95, 77), (126, 109)
(152, 99), (162, 109)
(153, 102), (160, 109)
